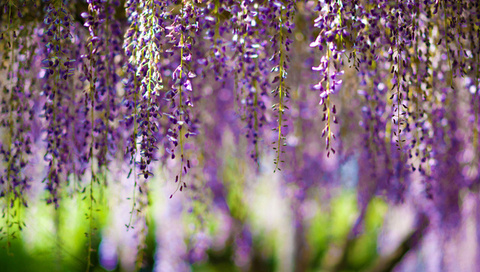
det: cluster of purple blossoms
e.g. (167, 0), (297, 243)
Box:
(310, 0), (346, 157)
(0, 1), (34, 243)
(0, 1), (479, 271)
(268, 0), (295, 171)
(40, 0), (78, 207)
(231, 0), (270, 164)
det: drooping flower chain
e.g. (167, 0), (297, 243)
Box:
(310, 0), (345, 157)
(269, 0), (294, 171)
(40, 0), (77, 207)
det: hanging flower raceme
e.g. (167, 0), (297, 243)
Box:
(268, 0), (294, 171)
(39, 0), (77, 207)
(201, 0), (232, 83)
(121, 2), (162, 264)
(123, 0), (168, 181)
(164, 0), (200, 196)
(81, 0), (106, 173)
(99, 0), (123, 172)
(123, 0), (141, 170)
(310, 0), (345, 157)
(230, 0), (269, 164)
(135, 0), (168, 180)
(81, 0), (118, 268)
(0, 0), (36, 245)
(81, 0), (123, 175)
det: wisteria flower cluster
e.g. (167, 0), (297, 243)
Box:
(0, 0), (479, 271)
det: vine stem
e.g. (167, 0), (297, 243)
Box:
(173, 35), (185, 196)
(127, 74), (139, 229)
(395, 0), (403, 157)
(253, 78), (259, 167)
(325, 49), (332, 151)
(86, 7), (98, 270)
(172, 1), (188, 197)
(5, 1), (14, 256)
(275, 7), (285, 172)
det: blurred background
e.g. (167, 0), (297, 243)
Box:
(2, 148), (473, 272)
